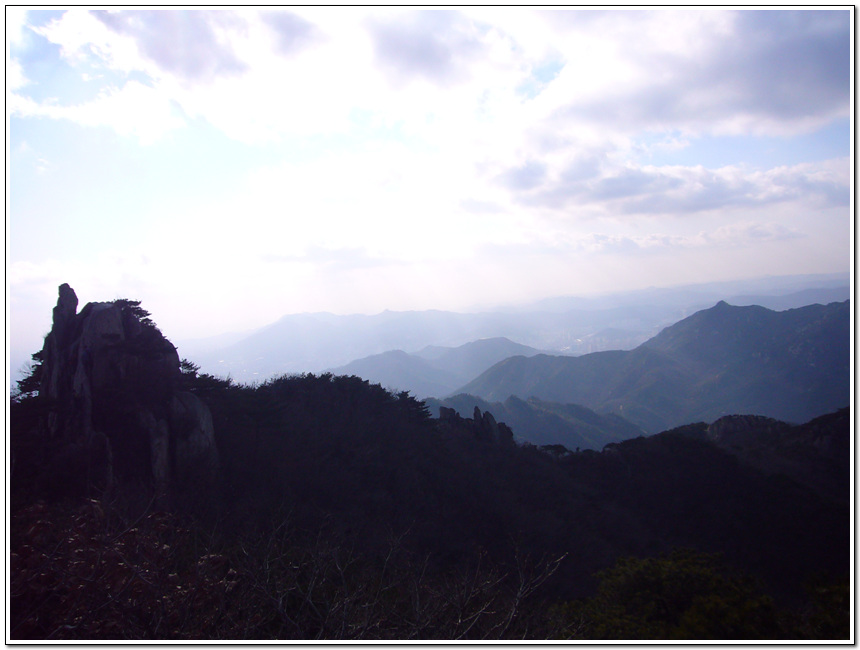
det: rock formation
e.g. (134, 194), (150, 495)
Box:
(437, 404), (515, 446)
(34, 284), (218, 505)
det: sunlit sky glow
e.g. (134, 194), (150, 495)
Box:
(6, 8), (853, 376)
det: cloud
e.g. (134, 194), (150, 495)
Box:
(590, 167), (684, 201)
(261, 10), (320, 55)
(495, 160), (547, 191)
(92, 10), (247, 82)
(368, 11), (485, 86)
(496, 154), (849, 218)
(10, 79), (185, 144)
(7, 57), (30, 92)
(724, 11), (849, 123)
(766, 159), (850, 207)
(549, 10), (849, 136)
(6, 7), (31, 48)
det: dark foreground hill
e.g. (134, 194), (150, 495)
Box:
(9, 286), (850, 640)
(458, 300), (850, 433)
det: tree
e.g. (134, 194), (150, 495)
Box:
(14, 351), (44, 401)
(554, 549), (782, 640)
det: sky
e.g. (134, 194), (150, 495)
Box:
(6, 8), (853, 378)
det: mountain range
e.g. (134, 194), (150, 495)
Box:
(11, 282), (851, 640)
(458, 300), (850, 433)
(175, 273), (849, 384)
(329, 337), (544, 398)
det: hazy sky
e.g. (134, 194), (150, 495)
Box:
(7, 8), (852, 373)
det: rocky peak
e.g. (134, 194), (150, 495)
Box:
(51, 282), (78, 344)
(34, 284), (218, 506)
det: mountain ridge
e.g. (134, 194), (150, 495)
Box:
(328, 337), (545, 398)
(173, 274), (849, 383)
(457, 300), (850, 433)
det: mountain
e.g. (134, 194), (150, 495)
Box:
(11, 285), (850, 640)
(182, 308), (656, 383)
(457, 301), (850, 433)
(329, 337), (543, 398)
(725, 286), (850, 311)
(329, 349), (459, 398)
(509, 272), (849, 313)
(175, 273), (849, 383)
(425, 394), (645, 450)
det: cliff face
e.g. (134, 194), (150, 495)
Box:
(36, 284), (218, 504)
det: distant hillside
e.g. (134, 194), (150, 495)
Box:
(457, 301), (850, 433)
(425, 394), (645, 450)
(330, 350), (458, 398)
(330, 337), (543, 398)
(725, 286), (850, 311)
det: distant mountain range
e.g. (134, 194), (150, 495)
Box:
(458, 300), (850, 433)
(175, 273), (849, 384)
(329, 337), (544, 398)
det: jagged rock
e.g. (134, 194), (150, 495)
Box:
(436, 404), (515, 447)
(476, 409), (495, 442)
(35, 284), (218, 504)
(52, 283), (78, 345)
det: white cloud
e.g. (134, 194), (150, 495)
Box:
(6, 57), (30, 92)
(7, 8), (850, 345)
(10, 80), (185, 144)
(6, 7), (31, 48)
(14, 9), (849, 153)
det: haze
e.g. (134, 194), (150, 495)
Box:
(7, 9), (852, 380)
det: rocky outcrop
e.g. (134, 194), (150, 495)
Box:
(705, 409), (848, 505)
(437, 404), (515, 447)
(35, 284), (218, 504)
(706, 414), (788, 449)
